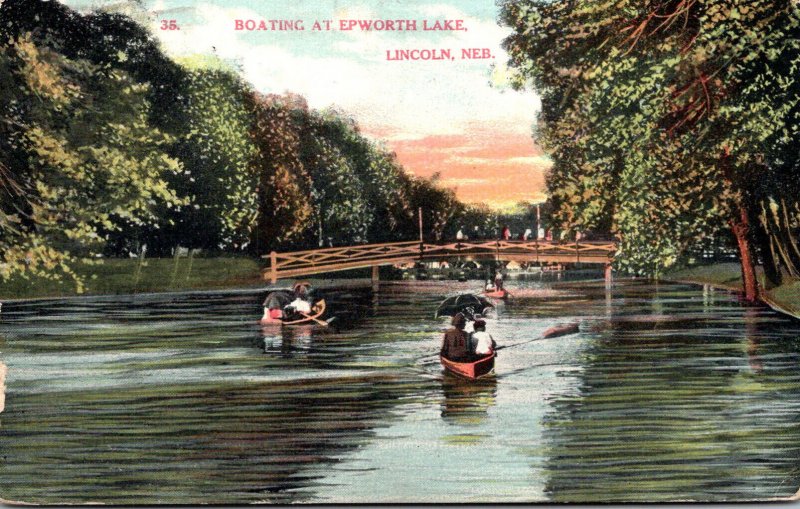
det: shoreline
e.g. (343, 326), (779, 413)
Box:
(666, 263), (800, 321)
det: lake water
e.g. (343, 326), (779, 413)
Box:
(1, 277), (799, 503)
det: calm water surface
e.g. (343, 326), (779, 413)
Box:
(1, 277), (800, 503)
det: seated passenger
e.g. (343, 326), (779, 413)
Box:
(284, 281), (313, 316)
(471, 320), (496, 356)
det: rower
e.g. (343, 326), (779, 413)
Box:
(440, 313), (470, 362)
(493, 272), (504, 291)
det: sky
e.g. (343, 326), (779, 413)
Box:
(65, 0), (550, 209)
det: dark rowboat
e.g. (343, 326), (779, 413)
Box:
(440, 352), (496, 380)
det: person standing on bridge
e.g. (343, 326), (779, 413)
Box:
(501, 225), (511, 241)
(456, 228), (465, 241)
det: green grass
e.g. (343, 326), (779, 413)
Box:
(668, 262), (800, 319)
(667, 263), (744, 291)
(765, 279), (800, 318)
(0, 257), (266, 300)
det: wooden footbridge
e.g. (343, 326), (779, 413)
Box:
(263, 239), (617, 283)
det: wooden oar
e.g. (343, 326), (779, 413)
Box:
(299, 311), (329, 327)
(494, 322), (580, 351)
(419, 322), (580, 361)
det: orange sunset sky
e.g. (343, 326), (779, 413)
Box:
(368, 127), (550, 209)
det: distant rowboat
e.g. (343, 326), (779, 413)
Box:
(484, 289), (509, 299)
(260, 299), (327, 326)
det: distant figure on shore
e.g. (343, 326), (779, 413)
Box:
(456, 228), (465, 241)
(501, 225), (511, 241)
(441, 313), (470, 362)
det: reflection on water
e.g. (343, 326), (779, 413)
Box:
(441, 373), (497, 426)
(0, 278), (799, 503)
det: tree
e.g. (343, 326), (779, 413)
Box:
(300, 112), (372, 246)
(157, 68), (259, 252)
(501, 0), (800, 297)
(0, 35), (183, 289)
(248, 93), (313, 252)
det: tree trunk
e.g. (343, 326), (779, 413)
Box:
(730, 204), (759, 302)
(754, 206), (782, 287)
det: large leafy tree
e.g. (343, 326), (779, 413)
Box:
(501, 0), (800, 296)
(0, 35), (183, 288)
(248, 93), (313, 252)
(299, 112), (372, 246)
(158, 68), (259, 252)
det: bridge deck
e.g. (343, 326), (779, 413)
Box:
(262, 240), (616, 283)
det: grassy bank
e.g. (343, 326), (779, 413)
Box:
(668, 263), (800, 319)
(0, 257), (266, 301)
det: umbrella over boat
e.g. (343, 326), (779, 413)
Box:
(435, 293), (494, 319)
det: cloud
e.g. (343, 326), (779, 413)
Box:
(149, 1), (540, 141)
(108, 0), (548, 207)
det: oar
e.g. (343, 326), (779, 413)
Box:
(418, 322), (580, 361)
(494, 322), (580, 351)
(299, 311), (329, 327)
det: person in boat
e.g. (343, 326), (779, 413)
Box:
(470, 320), (496, 357)
(262, 291), (291, 322)
(284, 281), (313, 318)
(441, 312), (471, 362)
(493, 272), (504, 291)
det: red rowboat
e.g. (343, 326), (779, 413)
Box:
(484, 289), (508, 299)
(440, 351), (496, 380)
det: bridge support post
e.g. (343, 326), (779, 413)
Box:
(604, 263), (613, 288)
(270, 251), (278, 284)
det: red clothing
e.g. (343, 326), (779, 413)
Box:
(502, 227), (511, 240)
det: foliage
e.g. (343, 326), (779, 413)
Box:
(248, 93), (313, 251)
(0, 35), (183, 290)
(500, 0), (800, 281)
(162, 68), (259, 252)
(0, 0), (485, 288)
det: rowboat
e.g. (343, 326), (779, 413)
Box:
(261, 299), (327, 326)
(282, 299), (326, 326)
(440, 351), (496, 380)
(484, 289), (509, 299)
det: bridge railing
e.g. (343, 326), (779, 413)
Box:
(423, 240), (617, 258)
(263, 239), (617, 282)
